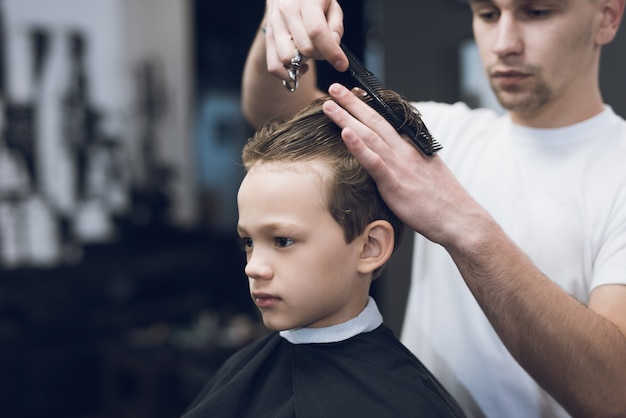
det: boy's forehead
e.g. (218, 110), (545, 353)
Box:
(238, 160), (333, 201)
(245, 159), (334, 178)
(237, 160), (334, 228)
(238, 160), (336, 215)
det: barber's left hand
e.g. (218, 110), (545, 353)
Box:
(322, 83), (485, 246)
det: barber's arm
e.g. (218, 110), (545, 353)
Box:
(241, 0), (346, 128)
(323, 82), (626, 418)
(449, 223), (626, 418)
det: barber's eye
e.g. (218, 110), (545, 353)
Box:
(479, 11), (498, 21)
(473, 7), (499, 22)
(525, 8), (552, 19)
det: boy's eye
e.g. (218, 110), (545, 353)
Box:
(238, 237), (253, 251)
(274, 237), (294, 248)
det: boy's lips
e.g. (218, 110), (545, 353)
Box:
(252, 292), (282, 308)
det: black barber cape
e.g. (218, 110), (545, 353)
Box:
(182, 324), (465, 417)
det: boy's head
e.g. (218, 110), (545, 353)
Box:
(242, 90), (415, 255)
(237, 89), (419, 330)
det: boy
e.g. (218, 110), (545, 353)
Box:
(182, 90), (464, 417)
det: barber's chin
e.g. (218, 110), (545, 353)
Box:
(493, 91), (531, 112)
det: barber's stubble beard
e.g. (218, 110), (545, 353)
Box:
(490, 23), (594, 116)
(490, 65), (552, 116)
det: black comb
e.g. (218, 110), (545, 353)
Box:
(340, 43), (442, 156)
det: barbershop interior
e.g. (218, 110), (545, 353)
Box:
(1, 1), (625, 417)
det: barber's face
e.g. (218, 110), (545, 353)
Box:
(237, 160), (367, 331)
(470, 0), (602, 120)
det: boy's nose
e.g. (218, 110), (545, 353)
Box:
(244, 250), (273, 280)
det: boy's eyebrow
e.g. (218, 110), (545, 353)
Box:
(237, 222), (299, 235)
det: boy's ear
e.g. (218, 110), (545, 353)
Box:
(357, 220), (395, 275)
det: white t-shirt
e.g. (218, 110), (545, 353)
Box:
(400, 102), (626, 418)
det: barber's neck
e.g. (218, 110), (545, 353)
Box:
(509, 90), (604, 129)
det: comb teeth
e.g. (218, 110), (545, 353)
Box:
(340, 43), (441, 156)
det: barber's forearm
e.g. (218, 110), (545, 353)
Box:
(446, 220), (626, 417)
(241, 20), (323, 129)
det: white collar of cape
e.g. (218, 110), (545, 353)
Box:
(279, 297), (383, 344)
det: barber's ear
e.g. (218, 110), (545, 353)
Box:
(596, 0), (625, 45)
(357, 220), (395, 275)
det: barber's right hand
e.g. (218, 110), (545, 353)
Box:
(264, 0), (349, 79)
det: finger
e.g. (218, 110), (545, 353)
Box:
(264, 25), (285, 78)
(324, 0), (348, 71)
(322, 98), (385, 170)
(327, 83), (403, 149)
(273, 16), (302, 71)
(264, 4), (293, 79)
(322, 98), (390, 161)
(340, 126), (387, 178)
(262, 1), (298, 78)
(296, 1), (347, 71)
(326, 0), (345, 38)
(285, 2), (317, 57)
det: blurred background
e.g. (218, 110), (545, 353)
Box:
(0, 1), (624, 417)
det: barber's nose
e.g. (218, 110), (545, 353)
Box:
(244, 249), (273, 280)
(492, 14), (523, 56)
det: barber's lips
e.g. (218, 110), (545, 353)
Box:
(492, 70), (530, 87)
(252, 293), (281, 308)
